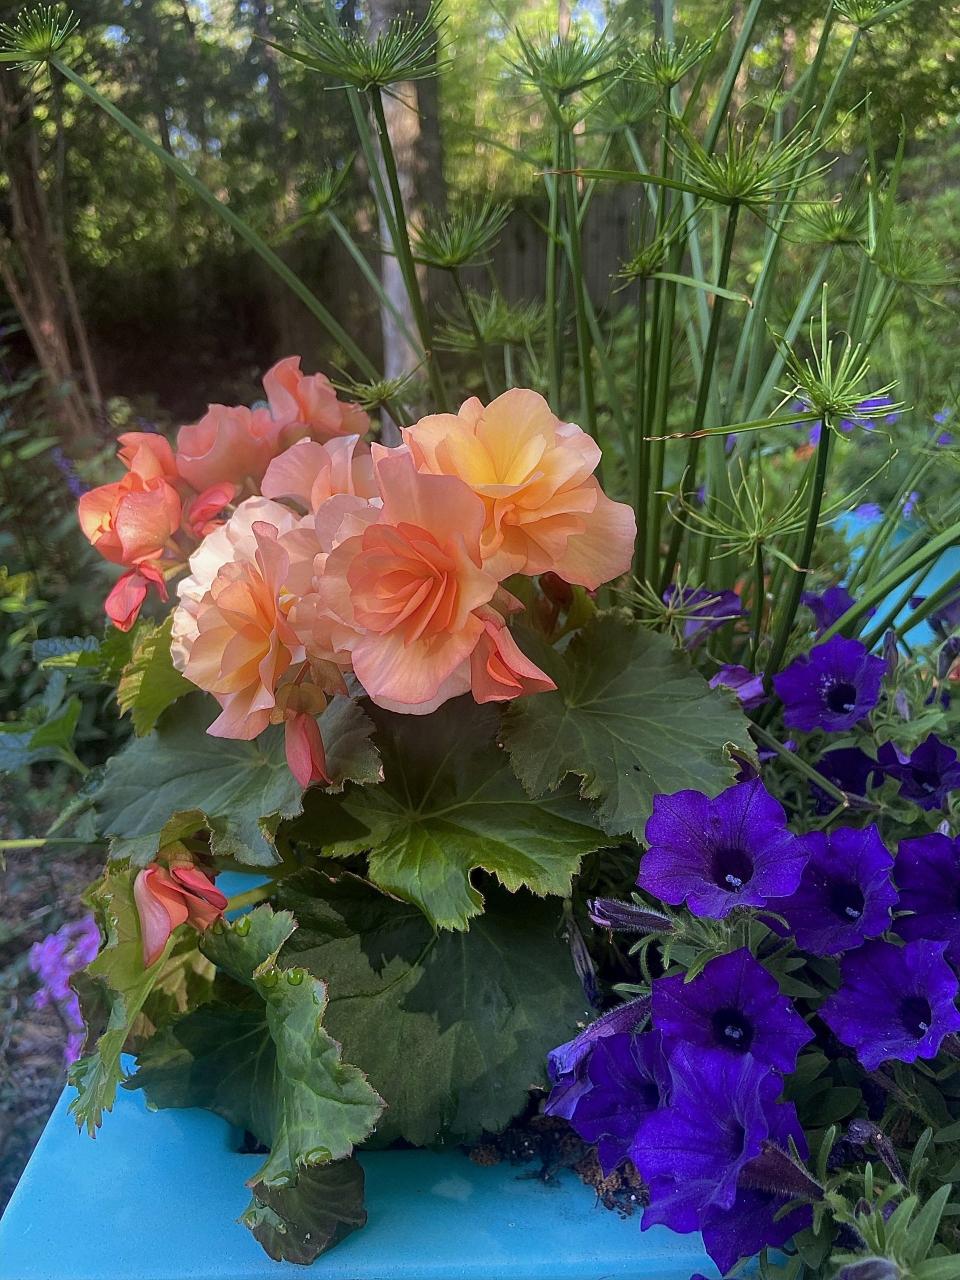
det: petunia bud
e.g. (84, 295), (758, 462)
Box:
(836, 1259), (900, 1280)
(739, 1139), (823, 1202)
(588, 897), (674, 934)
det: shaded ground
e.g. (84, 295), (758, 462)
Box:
(0, 775), (101, 1213)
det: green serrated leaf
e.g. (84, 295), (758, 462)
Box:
(32, 635), (101, 668)
(242, 1158), (367, 1264)
(501, 611), (756, 840)
(291, 698), (609, 930)
(278, 871), (589, 1145)
(94, 695), (379, 866)
(134, 906), (384, 1188)
(116, 617), (191, 735)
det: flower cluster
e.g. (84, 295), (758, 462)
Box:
(548, 775), (960, 1273)
(82, 369), (635, 787)
(78, 357), (371, 631)
(28, 915), (100, 1064)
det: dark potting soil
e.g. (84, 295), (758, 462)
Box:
(467, 1113), (646, 1217)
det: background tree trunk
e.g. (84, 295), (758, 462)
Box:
(0, 76), (99, 440)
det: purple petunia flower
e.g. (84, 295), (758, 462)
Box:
(545, 997), (650, 1121)
(820, 939), (960, 1071)
(895, 833), (960, 965)
(773, 635), (886, 733)
(635, 1045), (801, 1233)
(801, 586), (875, 635)
(854, 502), (883, 522)
(801, 585), (856, 633)
(699, 1099), (812, 1274)
(778, 825), (896, 956)
(700, 1183), (812, 1276)
(662, 584), (744, 649)
(652, 948), (813, 1072)
(569, 1031), (671, 1174)
(637, 780), (810, 919)
(811, 746), (877, 814)
(876, 734), (960, 811)
(29, 915), (100, 1066)
(709, 663), (766, 710)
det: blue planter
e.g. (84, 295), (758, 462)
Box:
(0, 1076), (722, 1280)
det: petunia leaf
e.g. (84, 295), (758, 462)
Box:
(93, 694), (380, 866)
(289, 697), (610, 930)
(277, 869), (589, 1145)
(501, 611), (756, 841)
(133, 905), (384, 1189)
(116, 616), (191, 735)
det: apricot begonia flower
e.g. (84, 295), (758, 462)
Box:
(133, 862), (227, 967)
(105, 562), (168, 632)
(469, 606), (557, 703)
(284, 712), (330, 789)
(402, 388), (636, 589)
(183, 482), (237, 539)
(176, 403), (278, 493)
(117, 431), (178, 482)
(264, 355), (370, 446)
(318, 450), (500, 709)
(171, 496), (303, 671)
(183, 520), (303, 739)
(78, 472), (181, 567)
(261, 436), (376, 513)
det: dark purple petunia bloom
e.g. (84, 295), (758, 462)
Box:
(635, 1045), (800, 1233)
(700, 1101), (812, 1274)
(662, 584), (744, 649)
(638, 780), (810, 919)
(820, 939), (960, 1071)
(930, 589), (960, 640)
(569, 1031), (671, 1174)
(801, 585), (858, 633)
(779, 825), (897, 956)
(895, 833), (960, 965)
(544, 997), (650, 1120)
(709, 663), (766, 710)
(876, 734), (960, 811)
(773, 635), (886, 733)
(811, 746), (877, 814)
(652, 948), (813, 1072)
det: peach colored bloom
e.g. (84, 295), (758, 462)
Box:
(319, 450), (499, 709)
(264, 356), (370, 447)
(402, 389), (636, 589)
(78, 472), (181, 567)
(183, 482), (237, 540)
(469, 607), (557, 703)
(171, 496), (303, 671)
(261, 436), (376, 513)
(183, 521), (303, 739)
(134, 862), (227, 967)
(117, 431), (178, 482)
(176, 403), (278, 493)
(105, 563), (168, 632)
